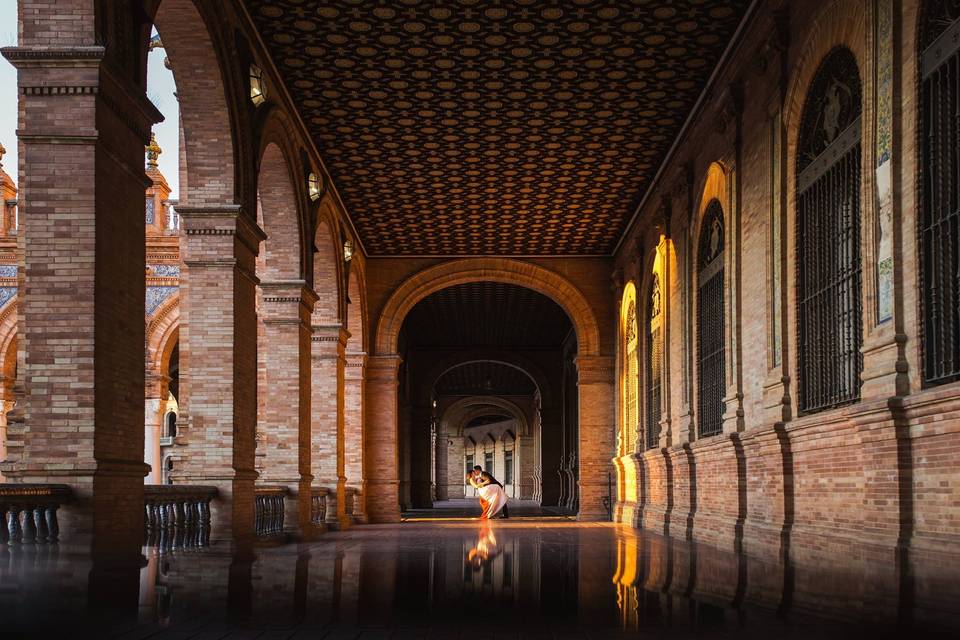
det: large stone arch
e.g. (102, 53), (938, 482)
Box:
(151, 0), (238, 206)
(440, 396), (531, 438)
(425, 350), (553, 406)
(374, 258), (600, 357)
(313, 201), (342, 325)
(366, 258), (613, 523)
(257, 117), (308, 281)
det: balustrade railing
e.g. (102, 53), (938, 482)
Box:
(0, 484), (71, 545)
(255, 485), (288, 536)
(144, 485), (217, 551)
(345, 487), (358, 518)
(311, 487), (329, 526)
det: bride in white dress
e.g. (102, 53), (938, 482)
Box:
(468, 467), (508, 519)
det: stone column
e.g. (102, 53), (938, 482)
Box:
(311, 323), (350, 529)
(259, 280), (318, 535)
(176, 207), (264, 542)
(144, 390), (164, 485)
(1, 11), (161, 559)
(575, 355), (616, 521)
(364, 355), (402, 522)
(344, 352), (367, 522)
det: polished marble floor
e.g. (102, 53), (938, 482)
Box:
(1, 517), (958, 638)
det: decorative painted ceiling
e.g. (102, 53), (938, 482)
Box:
(401, 282), (571, 347)
(246, 0), (751, 255)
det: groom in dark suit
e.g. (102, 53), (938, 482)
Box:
(472, 465), (509, 519)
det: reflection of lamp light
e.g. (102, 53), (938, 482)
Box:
(249, 64), (266, 106)
(343, 238), (354, 262)
(308, 172), (322, 201)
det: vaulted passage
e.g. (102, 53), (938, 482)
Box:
(1, 0), (960, 637)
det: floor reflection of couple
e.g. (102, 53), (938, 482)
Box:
(466, 520), (501, 569)
(466, 465), (509, 519)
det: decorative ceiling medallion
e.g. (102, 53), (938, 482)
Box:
(247, 0), (750, 255)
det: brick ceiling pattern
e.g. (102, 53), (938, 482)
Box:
(435, 360), (538, 396)
(401, 281), (572, 347)
(246, 0), (750, 255)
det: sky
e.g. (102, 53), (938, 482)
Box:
(0, 4), (180, 199)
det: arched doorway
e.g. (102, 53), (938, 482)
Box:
(369, 259), (612, 522)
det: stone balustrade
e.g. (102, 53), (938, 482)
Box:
(311, 487), (329, 526)
(255, 485), (288, 536)
(345, 487), (358, 518)
(0, 484), (71, 545)
(144, 485), (217, 551)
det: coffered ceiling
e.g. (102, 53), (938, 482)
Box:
(246, 0), (750, 255)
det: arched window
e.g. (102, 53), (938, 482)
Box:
(645, 273), (662, 450)
(620, 284), (638, 455)
(920, 1), (960, 386)
(165, 411), (177, 438)
(697, 199), (725, 437)
(796, 47), (863, 413)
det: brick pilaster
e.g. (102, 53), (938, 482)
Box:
(312, 323), (350, 529)
(175, 206), (264, 542)
(364, 355), (402, 522)
(410, 405), (434, 508)
(344, 352), (367, 522)
(259, 280), (318, 535)
(575, 355), (616, 521)
(1, 5), (161, 558)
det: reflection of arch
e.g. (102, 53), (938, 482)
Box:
(427, 352), (551, 404)
(440, 396), (531, 437)
(375, 258), (599, 356)
(151, 0), (237, 205)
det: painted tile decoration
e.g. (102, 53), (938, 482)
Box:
(146, 197), (155, 225)
(248, 0), (750, 255)
(149, 264), (181, 277)
(875, 0), (894, 323)
(146, 286), (178, 315)
(0, 265), (16, 278)
(0, 287), (16, 308)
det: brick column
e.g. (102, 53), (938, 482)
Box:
(410, 405), (434, 508)
(344, 352), (367, 522)
(1, 19), (160, 558)
(176, 206), (264, 542)
(259, 280), (318, 535)
(311, 323), (350, 529)
(576, 355), (615, 521)
(364, 355), (402, 522)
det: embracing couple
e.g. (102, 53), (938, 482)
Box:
(467, 465), (510, 520)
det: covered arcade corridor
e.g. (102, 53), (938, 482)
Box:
(1, 0), (960, 636)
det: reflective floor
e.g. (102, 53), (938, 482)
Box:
(1, 519), (959, 638)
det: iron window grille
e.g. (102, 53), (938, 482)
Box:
(920, 2), (960, 386)
(646, 273), (663, 449)
(796, 47), (864, 414)
(697, 199), (726, 438)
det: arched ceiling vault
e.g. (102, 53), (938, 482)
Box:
(245, 0), (751, 256)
